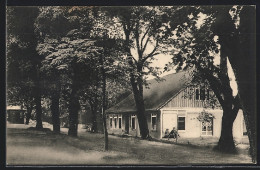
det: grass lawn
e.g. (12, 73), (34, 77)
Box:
(6, 124), (253, 166)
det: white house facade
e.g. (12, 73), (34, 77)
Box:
(106, 71), (247, 142)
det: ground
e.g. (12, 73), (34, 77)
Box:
(6, 122), (253, 166)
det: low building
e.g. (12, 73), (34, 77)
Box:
(106, 71), (247, 141)
(7, 106), (26, 124)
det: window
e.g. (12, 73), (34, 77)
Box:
(114, 116), (118, 128)
(118, 115), (122, 129)
(151, 114), (157, 131)
(201, 117), (213, 136)
(200, 88), (205, 100)
(206, 89), (210, 100)
(195, 88), (209, 100)
(109, 117), (113, 128)
(131, 115), (136, 130)
(196, 89), (200, 100)
(178, 116), (185, 130)
(119, 117), (122, 129)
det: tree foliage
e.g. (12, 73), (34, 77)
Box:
(166, 6), (242, 153)
(6, 6), (256, 161)
(6, 6), (43, 129)
(197, 110), (215, 122)
(101, 6), (178, 139)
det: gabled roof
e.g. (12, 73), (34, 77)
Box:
(107, 71), (191, 114)
(6, 106), (26, 111)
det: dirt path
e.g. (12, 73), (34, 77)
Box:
(6, 125), (253, 166)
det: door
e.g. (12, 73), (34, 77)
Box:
(162, 110), (177, 135)
(201, 117), (213, 136)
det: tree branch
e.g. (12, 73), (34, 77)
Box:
(142, 40), (159, 62)
(142, 36), (151, 56)
(140, 26), (151, 51)
(134, 23), (142, 59)
(198, 67), (225, 107)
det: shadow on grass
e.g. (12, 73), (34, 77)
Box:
(27, 127), (52, 132)
(19, 127), (249, 157)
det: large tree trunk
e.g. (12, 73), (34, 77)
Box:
(130, 75), (150, 139)
(25, 104), (33, 125)
(68, 96), (80, 137)
(215, 50), (238, 153)
(212, 6), (256, 162)
(34, 66), (43, 130)
(201, 56), (240, 154)
(214, 106), (238, 153)
(35, 94), (43, 129)
(51, 91), (60, 133)
(228, 6), (256, 163)
(124, 26), (149, 139)
(68, 78), (80, 137)
(35, 86), (43, 129)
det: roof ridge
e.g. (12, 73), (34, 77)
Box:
(107, 70), (191, 113)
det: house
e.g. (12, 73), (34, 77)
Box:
(106, 71), (247, 141)
(7, 105), (26, 124)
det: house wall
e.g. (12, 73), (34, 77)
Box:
(128, 114), (140, 137)
(106, 109), (246, 141)
(107, 114), (125, 135)
(147, 112), (161, 139)
(107, 112), (162, 138)
(7, 109), (25, 124)
(159, 88), (246, 141)
(163, 87), (220, 108)
(106, 87), (246, 141)
(160, 107), (246, 141)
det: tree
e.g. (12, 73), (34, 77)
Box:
(210, 5), (256, 162)
(7, 41), (35, 124)
(35, 6), (72, 133)
(102, 6), (173, 139)
(167, 6), (242, 153)
(7, 80), (34, 125)
(80, 79), (101, 133)
(37, 34), (102, 137)
(36, 6), (98, 136)
(6, 6), (43, 129)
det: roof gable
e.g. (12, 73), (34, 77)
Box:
(107, 71), (191, 113)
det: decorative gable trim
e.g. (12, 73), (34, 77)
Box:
(156, 88), (185, 110)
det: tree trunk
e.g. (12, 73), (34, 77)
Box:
(212, 6), (256, 162)
(102, 107), (108, 151)
(101, 56), (108, 151)
(35, 87), (43, 129)
(25, 104), (33, 125)
(90, 103), (98, 133)
(214, 107), (238, 153)
(35, 97), (43, 129)
(68, 97), (80, 137)
(51, 91), (60, 133)
(68, 78), (80, 137)
(34, 66), (43, 130)
(130, 75), (150, 139)
(124, 26), (149, 139)
(228, 6), (257, 163)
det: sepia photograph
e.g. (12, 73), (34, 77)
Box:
(5, 5), (257, 166)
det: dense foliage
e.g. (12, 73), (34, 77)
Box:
(6, 6), (256, 159)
